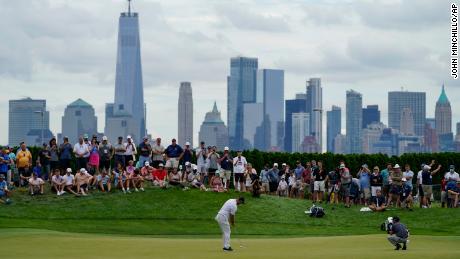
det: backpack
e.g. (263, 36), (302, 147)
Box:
(309, 206), (325, 218)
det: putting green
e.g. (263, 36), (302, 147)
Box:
(1, 229), (459, 259)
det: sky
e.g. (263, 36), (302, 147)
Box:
(1, 0), (458, 148)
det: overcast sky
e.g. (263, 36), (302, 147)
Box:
(1, 0), (458, 147)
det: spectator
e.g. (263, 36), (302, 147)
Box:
(97, 170), (112, 192)
(244, 163), (257, 192)
(381, 163), (392, 200)
(444, 165), (460, 182)
(313, 161), (326, 203)
(181, 162), (193, 182)
(62, 168), (79, 196)
(403, 164), (414, 191)
(124, 136), (137, 165)
(218, 146), (233, 189)
(0, 175), (10, 202)
(32, 161), (42, 180)
(400, 179), (413, 210)
(370, 166), (383, 197)
(369, 189), (386, 212)
(73, 137), (89, 170)
(232, 151), (247, 192)
(113, 163), (127, 193)
(99, 136), (114, 173)
(421, 164), (442, 208)
(0, 148), (10, 180)
(357, 164), (371, 206)
(211, 172), (225, 192)
(151, 138), (165, 168)
(339, 163), (352, 208)
(388, 164), (403, 207)
(153, 163), (167, 188)
(168, 167), (183, 188)
(75, 168), (93, 196)
(17, 142), (33, 186)
(288, 171), (297, 198)
(131, 168), (144, 192)
(88, 138), (100, 175)
(49, 138), (60, 172)
(141, 161), (154, 182)
(252, 178), (261, 198)
(260, 164), (270, 194)
(7, 146), (17, 185)
(181, 142), (193, 167)
(126, 160), (136, 190)
(38, 143), (51, 181)
(28, 173), (44, 195)
(51, 169), (65, 196)
(277, 175), (288, 197)
(302, 162), (312, 199)
(387, 216), (408, 250)
(187, 165), (206, 190)
(114, 136), (126, 168)
(59, 137), (73, 170)
(83, 134), (92, 167)
(207, 146), (220, 180)
(195, 141), (208, 182)
(446, 180), (459, 208)
(164, 138), (183, 169)
(268, 163), (280, 194)
(326, 169), (340, 204)
(138, 136), (152, 168)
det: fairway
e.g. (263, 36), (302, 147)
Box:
(1, 229), (459, 259)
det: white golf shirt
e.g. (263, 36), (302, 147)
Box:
(73, 143), (89, 157)
(444, 171), (460, 181)
(233, 156), (247, 174)
(63, 174), (75, 186)
(217, 199), (237, 219)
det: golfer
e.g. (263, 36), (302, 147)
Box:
(215, 197), (245, 251)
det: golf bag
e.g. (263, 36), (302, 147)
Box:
(309, 205), (325, 218)
(380, 217), (393, 233)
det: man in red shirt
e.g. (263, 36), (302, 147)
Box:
(153, 163), (167, 188)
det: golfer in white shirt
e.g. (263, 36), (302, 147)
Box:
(215, 197), (245, 251)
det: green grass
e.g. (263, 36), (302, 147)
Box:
(1, 229), (460, 259)
(1, 186), (459, 237)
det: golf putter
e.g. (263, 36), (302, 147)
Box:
(234, 227), (244, 248)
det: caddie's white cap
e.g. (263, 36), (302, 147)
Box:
(102, 136), (108, 141)
(224, 146), (229, 151)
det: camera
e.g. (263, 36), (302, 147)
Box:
(380, 217), (393, 233)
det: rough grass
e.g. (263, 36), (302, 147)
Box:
(1, 186), (459, 236)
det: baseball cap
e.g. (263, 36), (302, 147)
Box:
(66, 168), (72, 173)
(144, 161), (150, 166)
(159, 163), (164, 167)
(224, 146), (229, 151)
(274, 163), (278, 167)
(80, 168), (86, 173)
(362, 164), (368, 168)
(83, 134), (89, 139)
(339, 164), (345, 169)
(102, 136), (108, 141)
(185, 141), (190, 146)
(393, 164), (400, 169)
(0, 174), (5, 179)
(402, 178), (407, 182)
(282, 163), (287, 166)
(127, 135), (132, 139)
(185, 161), (191, 166)
(423, 165), (431, 170)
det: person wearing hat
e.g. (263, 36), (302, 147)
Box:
(277, 174), (288, 197)
(215, 197), (245, 251)
(75, 168), (93, 196)
(218, 146), (233, 189)
(0, 148), (11, 181)
(62, 168), (80, 196)
(195, 141), (208, 181)
(421, 163), (442, 208)
(138, 136), (152, 170)
(124, 135), (137, 165)
(339, 163), (352, 208)
(164, 139), (184, 169)
(28, 173), (44, 195)
(211, 171), (225, 192)
(387, 164), (403, 207)
(268, 163), (280, 194)
(233, 151), (247, 192)
(387, 216), (409, 250)
(313, 161), (326, 203)
(444, 165), (459, 208)
(140, 161), (154, 182)
(244, 163), (257, 192)
(152, 163), (167, 188)
(400, 178), (414, 210)
(99, 136), (114, 173)
(186, 164), (206, 191)
(180, 142), (193, 168)
(207, 146), (220, 181)
(73, 137), (90, 171)
(370, 166), (383, 198)
(357, 164), (371, 206)
(114, 136), (127, 168)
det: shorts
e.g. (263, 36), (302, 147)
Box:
(0, 190), (5, 197)
(361, 188), (371, 199)
(314, 180), (325, 192)
(221, 170), (232, 180)
(418, 185), (424, 197)
(234, 173), (244, 183)
(165, 158), (179, 168)
(262, 182), (270, 192)
(341, 183), (351, 197)
(197, 164), (207, 174)
(371, 186), (381, 196)
(100, 159), (111, 171)
(382, 184), (390, 196)
(422, 185), (433, 198)
(390, 185), (402, 195)
(80, 184), (88, 189)
(19, 167), (31, 177)
(328, 184), (339, 194)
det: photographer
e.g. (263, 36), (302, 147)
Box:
(387, 216), (408, 250)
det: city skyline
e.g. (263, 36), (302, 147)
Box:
(1, 0), (457, 148)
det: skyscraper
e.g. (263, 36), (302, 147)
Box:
(388, 91), (426, 136)
(399, 108), (415, 135)
(306, 78), (323, 151)
(198, 102), (229, 150)
(62, 99), (98, 144)
(105, 1), (146, 144)
(346, 90), (363, 154)
(257, 69), (284, 151)
(178, 82), (193, 146)
(9, 98), (51, 146)
(326, 105), (341, 153)
(362, 122), (385, 154)
(243, 103), (263, 149)
(435, 84), (452, 135)
(292, 112), (310, 153)
(227, 57), (258, 150)
(284, 94), (307, 152)
(362, 105), (380, 129)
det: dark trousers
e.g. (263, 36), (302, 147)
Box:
(100, 159), (111, 171)
(114, 155), (125, 168)
(76, 157), (87, 170)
